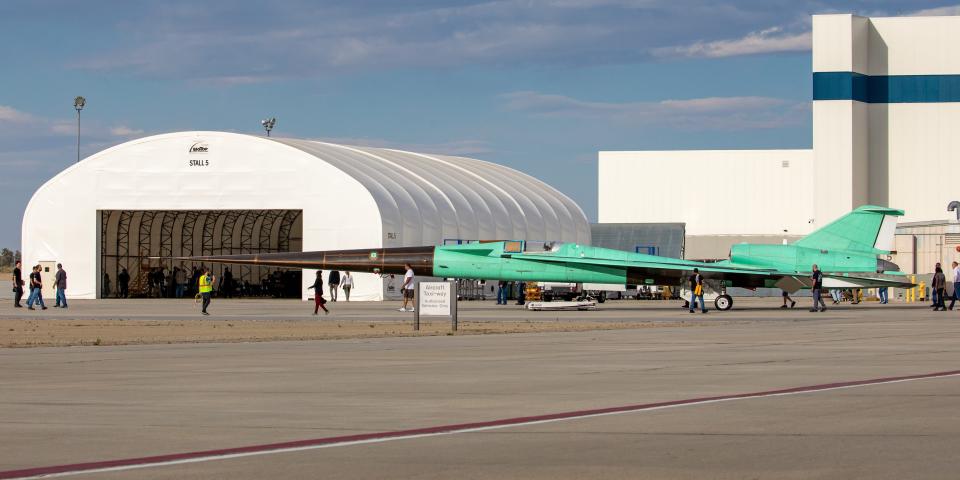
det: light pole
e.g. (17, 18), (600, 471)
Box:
(261, 117), (276, 137)
(73, 96), (85, 163)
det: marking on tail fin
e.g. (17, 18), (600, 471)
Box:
(874, 215), (898, 251)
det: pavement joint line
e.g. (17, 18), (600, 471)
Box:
(2, 368), (959, 480)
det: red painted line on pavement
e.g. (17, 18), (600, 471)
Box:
(2, 368), (958, 479)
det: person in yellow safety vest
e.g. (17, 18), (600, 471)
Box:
(199, 268), (215, 316)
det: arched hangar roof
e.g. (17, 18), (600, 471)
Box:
(272, 138), (591, 245)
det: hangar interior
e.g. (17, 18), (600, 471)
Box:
(98, 210), (302, 298)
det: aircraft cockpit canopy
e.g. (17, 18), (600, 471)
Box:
(504, 240), (563, 254)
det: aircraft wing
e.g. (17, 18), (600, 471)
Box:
(513, 253), (915, 291)
(778, 273), (916, 291)
(512, 252), (780, 288)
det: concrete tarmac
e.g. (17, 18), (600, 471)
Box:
(1, 300), (959, 478)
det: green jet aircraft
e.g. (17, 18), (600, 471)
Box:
(177, 205), (914, 311)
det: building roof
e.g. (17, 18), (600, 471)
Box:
(274, 138), (590, 245)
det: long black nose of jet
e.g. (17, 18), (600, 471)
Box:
(162, 246), (436, 276)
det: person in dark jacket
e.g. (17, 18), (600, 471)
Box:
(688, 268), (707, 314)
(307, 270), (329, 315)
(932, 264), (947, 311)
(497, 280), (508, 305)
(27, 265), (47, 310)
(328, 270), (341, 302)
(54, 263), (68, 308)
(12, 260), (24, 308)
(810, 264), (826, 312)
(118, 268), (130, 298)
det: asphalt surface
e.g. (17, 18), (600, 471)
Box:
(2, 299), (959, 479)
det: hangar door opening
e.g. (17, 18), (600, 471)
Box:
(99, 210), (302, 299)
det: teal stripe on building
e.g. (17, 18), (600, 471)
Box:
(813, 72), (960, 103)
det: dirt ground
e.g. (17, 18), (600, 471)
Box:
(0, 297), (796, 348)
(0, 317), (716, 347)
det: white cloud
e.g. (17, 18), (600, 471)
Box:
(50, 122), (76, 135)
(0, 106), (34, 123)
(655, 26), (811, 58)
(909, 4), (960, 16)
(110, 126), (145, 136)
(501, 91), (807, 130)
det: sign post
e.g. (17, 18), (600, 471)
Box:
(413, 280), (458, 332)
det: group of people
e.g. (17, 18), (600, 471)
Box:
(929, 261), (960, 311)
(694, 264), (893, 314)
(11, 261), (68, 310)
(20, 260), (960, 318)
(307, 269), (360, 315)
(495, 280), (526, 305)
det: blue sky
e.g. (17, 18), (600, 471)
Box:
(1, 0), (958, 249)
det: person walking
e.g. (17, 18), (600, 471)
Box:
(949, 261), (960, 310)
(497, 280), (508, 305)
(399, 263), (415, 312)
(328, 270), (341, 302)
(878, 286), (889, 305)
(516, 281), (526, 306)
(810, 264), (826, 312)
(54, 263), (68, 308)
(307, 270), (329, 315)
(118, 268), (130, 298)
(932, 264), (947, 311)
(688, 268), (707, 314)
(931, 263), (943, 309)
(780, 289), (796, 309)
(198, 268), (215, 316)
(341, 271), (354, 301)
(12, 260), (24, 308)
(27, 265), (47, 310)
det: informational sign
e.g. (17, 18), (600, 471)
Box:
(418, 282), (452, 316)
(414, 281), (458, 331)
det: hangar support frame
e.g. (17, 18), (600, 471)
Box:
(98, 209), (302, 298)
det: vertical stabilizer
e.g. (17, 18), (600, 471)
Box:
(795, 205), (904, 254)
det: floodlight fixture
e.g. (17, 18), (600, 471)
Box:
(261, 117), (276, 137)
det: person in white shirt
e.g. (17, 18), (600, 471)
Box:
(949, 261), (960, 310)
(341, 271), (354, 301)
(399, 263), (415, 312)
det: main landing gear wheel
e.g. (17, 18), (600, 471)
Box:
(714, 295), (733, 311)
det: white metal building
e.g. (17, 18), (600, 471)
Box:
(23, 131), (590, 300)
(599, 13), (960, 263)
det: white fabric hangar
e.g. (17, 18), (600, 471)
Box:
(23, 131), (590, 300)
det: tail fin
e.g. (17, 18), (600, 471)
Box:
(795, 205), (904, 254)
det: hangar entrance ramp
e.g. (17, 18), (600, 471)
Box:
(99, 210), (302, 299)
